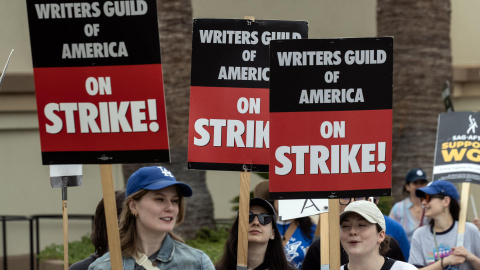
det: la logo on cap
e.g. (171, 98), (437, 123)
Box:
(416, 170), (423, 176)
(158, 166), (174, 177)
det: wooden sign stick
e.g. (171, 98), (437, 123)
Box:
(62, 195), (68, 270)
(328, 199), (341, 270)
(457, 182), (470, 247)
(49, 164), (82, 270)
(100, 164), (122, 270)
(237, 170), (251, 270)
(319, 212), (329, 269)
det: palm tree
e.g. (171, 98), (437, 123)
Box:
(122, 0), (215, 239)
(377, 0), (453, 201)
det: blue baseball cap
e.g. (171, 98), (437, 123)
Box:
(126, 166), (193, 197)
(406, 168), (427, 183)
(415, 180), (459, 201)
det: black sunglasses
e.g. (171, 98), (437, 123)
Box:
(421, 194), (445, 203)
(249, 213), (274, 225)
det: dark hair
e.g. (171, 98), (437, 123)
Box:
(429, 195), (460, 226)
(403, 180), (428, 196)
(215, 215), (293, 270)
(91, 190), (125, 257)
(297, 216), (314, 241)
(376, 224), (391, 255)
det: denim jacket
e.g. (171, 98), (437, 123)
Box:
(88, 233), (215, 270)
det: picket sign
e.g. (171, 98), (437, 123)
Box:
(235, 15), (256, 270)
(237, 170), (251, 270)
(457, 182), (470, 247)
(100, 165), (122, 270)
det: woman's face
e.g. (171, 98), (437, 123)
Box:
(340, 213), (385, 257)
(422, 194), (449, 218)
(406, 180), (428, 195)
(129, 185), (180, 236)
(248, 205), (275, 245)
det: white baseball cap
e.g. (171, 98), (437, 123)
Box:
(340, 200), (386, 231)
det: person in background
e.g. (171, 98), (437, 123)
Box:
(88, 166), (215, 270)
(254, 180), (316, 270)
(69, 191), (125, 270)
(216, 198), (293, 270)
(409, 180), (480, 269)
(340, 200), (417, 270)
(389, 168), (429, 242)
(301, 197), (406, 270)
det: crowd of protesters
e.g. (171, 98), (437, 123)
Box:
(69, 166), (480, 270)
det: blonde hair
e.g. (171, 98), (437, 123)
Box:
(118, 186), (186, 257)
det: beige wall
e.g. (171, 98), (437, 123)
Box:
(0, 117), (124, 255)
(192, 0), (377, 39)
(451, 1), (480, 65)
(0, 0), (32, 72)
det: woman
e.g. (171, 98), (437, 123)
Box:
(340, 200), (416, 270)
(254, 180), (316, 269)
(88, 166), (215, 270)
(70, 191), (125, 270)
(216, 198), (293, 270)
(409, 180), (480, 269)
(389, 168), (429, 242)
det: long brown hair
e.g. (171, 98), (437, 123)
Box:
(118, 186), (186, 257)
(215, 215), (293, 270)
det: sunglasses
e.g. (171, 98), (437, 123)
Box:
(249, 213), (274, 225)
(421, 194), (445, 203)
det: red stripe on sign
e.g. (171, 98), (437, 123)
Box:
(34, 64), (169, 152)
(188, 86), (269, 166)
(269, 110), (392, 193)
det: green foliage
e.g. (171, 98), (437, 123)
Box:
(38, 234), (94, 265)
(185, 226), (229, 264)
(377, 196), (394, 215)
(230, 191), (254, 212)
(39, 227), (230, 266)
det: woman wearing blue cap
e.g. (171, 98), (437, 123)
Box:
(89, 166), (215, 270)
(409, 180), (480, 270)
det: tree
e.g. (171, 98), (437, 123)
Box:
(122, 0), (215, 239)
(377, 0), (453, 201)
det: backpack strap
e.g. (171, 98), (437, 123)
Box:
(133, 253), (161, 270)
(380, 257), (396, 270)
